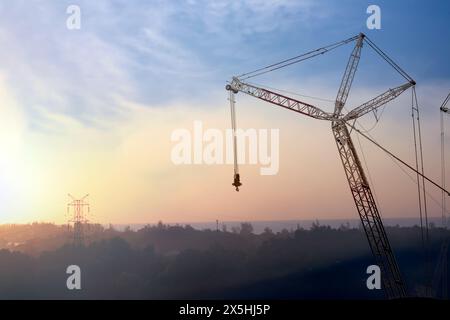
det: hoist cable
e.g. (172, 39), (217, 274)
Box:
(229, 91), (242, 191)
(414, 88), (429, 245)
(229, 91), (238, 176)
(441, 110), (447, 228)
(411, 89), (426, 251)
(411, 87), (432, 296)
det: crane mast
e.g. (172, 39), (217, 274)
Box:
(332, 121), (406, 298)
(332, 34), (406, 299)
(226, 33), (417, 299)
(437, 92), (450, 299)
(441, 92), (450, 227)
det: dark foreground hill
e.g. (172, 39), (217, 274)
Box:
(0, 222), (447, 299)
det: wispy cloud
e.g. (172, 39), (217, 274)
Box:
(0, 0), (328, 131)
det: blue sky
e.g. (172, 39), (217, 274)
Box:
(0, 0), (449, 129)
(0, 1), (449, 223)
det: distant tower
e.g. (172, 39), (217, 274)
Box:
(67, 194), (90, 246)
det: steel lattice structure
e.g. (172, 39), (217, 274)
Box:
(227, 33), (416, 299)
(67, 194), (90, 246)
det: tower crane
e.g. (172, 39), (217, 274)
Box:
(226, 33), (450, 299)
(435, 91), (450, 299)
(440, 92), (450, 227)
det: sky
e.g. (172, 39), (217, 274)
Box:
(0, 0), (449, 225)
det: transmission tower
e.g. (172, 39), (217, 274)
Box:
(67, 194), (90, 246)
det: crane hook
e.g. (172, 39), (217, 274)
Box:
(232, 173), (242, 192)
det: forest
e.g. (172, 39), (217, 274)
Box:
(0, 221), (447, 299)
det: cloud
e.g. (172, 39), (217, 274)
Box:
(0, 0), (330, 132)
(181, 0), (318, 35)
(0, 2), (137, 131)
(0, 1), (448, 225)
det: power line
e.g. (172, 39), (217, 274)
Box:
(346, 122), (450, 196)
